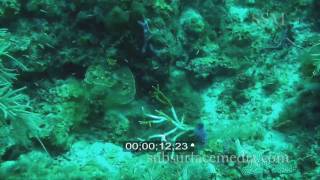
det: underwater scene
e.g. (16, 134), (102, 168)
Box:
(0, 0), (320, 179)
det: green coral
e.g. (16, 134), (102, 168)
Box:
(0, 31), (47, 150)
(300, 42), (320, 81)
(26, 0), (66, 17)
(166, 68), (204, 122)
(102, 110), (130, 140)
(0, 0), (20, 18)
(0, 86), (30, 120)
(84, 64), (118, 96)
(150, 0), (174, 18)
(43, 79), (89, 148)
(84, 64), (136, 106)
(0, 151), (107, 179)
(187, 56), (238, 79)
(180, 9), (206, 36)
(103, 6), (129, 28)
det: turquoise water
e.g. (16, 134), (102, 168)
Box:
(0, 0), (319, 179)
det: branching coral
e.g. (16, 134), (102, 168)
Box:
(0, 63), (17, 84)
(0, 78), (49, 155)
(139, 86), (193, 142)
(139, 106), (193, 142)
(0, 87), (50, 154)
(0, 31), (28, 71)
(310, 44), (320, 76)
(0, 86), (30, 119)
(0, 30), (48, 154)
(0, 30), (34, 123)
(300, 42), (320, 80)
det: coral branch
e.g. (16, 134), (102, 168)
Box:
(139, 105), (193, 142)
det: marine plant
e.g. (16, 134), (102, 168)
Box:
(0, 29), (48, 154)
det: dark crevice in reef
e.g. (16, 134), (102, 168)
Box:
(1, 140), (66, 161)
(1, 145), (29, 161)
(15, 63), (87, 89)
(31, 138), (67, 157)
(55, 63), (87, 80)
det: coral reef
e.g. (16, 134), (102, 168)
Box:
(0, 0), (319, 179)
